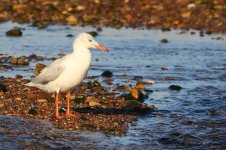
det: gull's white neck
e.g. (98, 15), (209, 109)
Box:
(72, 39), (91, 59)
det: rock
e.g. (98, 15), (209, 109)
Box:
(74, 96), (85, 104)
(206, 31), (212, 35)
(89, 101), (101, 107)
(86, 96), (100, 103)
(0, 84), (7, 92)
(169, 85), (182, 91)
(17, 58), (29, 65)
(133, 76), (143, 80)
(136, 81), (145, 90)
(0, 103), (4, 108)
(87, 80), (101, 88)
(124, 100), (142, 109)
(37, 99), (48, 103)
(10, 57), (18, 65)
(26, 93), (36, 99)
(101, 70), (113, 78)
(162, 28), (171, 32)
(160, 39), (168, 43)
(146, 80), (155, 84)
(6, 28), (22, 37)
(35, 63), (46, 75)
(161, 67), (168, 71)
(87, 31), (98, 37)
(216, 36), (224, 40)
(58, 52), (65, 57)
(0, 65), (12, 70)
(10, 57), (29, 66)
(181, 11), (191, 18)
(28, 108), (38, 115)
(66, 34), (73, 37)
(122, 88), (146, 102)
(15, 74), (23, 79)
(66, 15), (77, 25)
(96, 27), (102, 32)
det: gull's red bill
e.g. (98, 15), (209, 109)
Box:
(95, 44), (109, 52)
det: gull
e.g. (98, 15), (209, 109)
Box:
(26, 33), (108, 119)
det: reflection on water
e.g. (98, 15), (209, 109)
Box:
(0, 22), (226, 149)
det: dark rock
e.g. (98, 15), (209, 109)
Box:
(0, 65), (12, 70)
(122, 88), (146, 102)
(28, 108), (38, 115)
(162, 27), (171, 32)
(161, 67), (168, 71)
(59, 107), (66, 114)
(66, 34), (74, 37)
(10, 57), (18, 65)
(206, 31), (212, 35)
(0, 84), (7, 92)
(169, 85), (182, 91)
(96, 27), (102, 32)
(124, 100), (142, 109)
(87, 80), (101, 88)
(15, 74), (23, 79)
(133, 76), (143, 80)
(58, 52), (65, 57)
(87, 31), (98, 37)
(146, 65), (150, 68)
(160, 38), (169, 43)
(190, 31), (196, 35)
(101, 70), (113, 78)
(199, 30), (204, 37)
(6, 28), (22, 37)
(74, 96), (85, 104)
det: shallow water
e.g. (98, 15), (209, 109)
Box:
(0, 22), (226, 149)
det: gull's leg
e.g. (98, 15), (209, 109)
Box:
(55, 92), (63, 119)
(66, 90), (78, 118)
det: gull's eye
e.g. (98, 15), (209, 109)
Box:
(89, 39), (92, 42)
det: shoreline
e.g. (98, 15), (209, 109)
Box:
(0, 0), (225, 33)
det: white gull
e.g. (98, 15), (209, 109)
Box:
(26, 32), (108, 119)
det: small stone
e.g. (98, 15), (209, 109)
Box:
(146, 80), (155, 84)
(66, 34), (73, 37)
(74, 96), (85, 104)
(37, 99), (48, 103)
(6, 29), (22, 37)
(17, 58), (29, 66)
(162, 28), (171, 32)
(58, 52), (65, 57)
(35, 63), (46, 75)
(161, 67), (168, 71)
(160, 39), (168, 43)
(216, 36), (224, 40)
(66, 15), (77, 25)
(96, 27), (102, 32)
(15, 75), (23, 79)
(87, 31), (98, 37)
(28, 108), (38, 115)
(101, 70), (113, 78)
(0, 103), (4, 108)
(169, 85), (182, 91)
(122, 88), (146, 102)
(133, 76), (143, 80)
(0, 84), (7, 92)
(136, 81), (145, 90)
(181, 11), (191, 18)
(89, 101), (100, 107)
(10, 57), (18, 65)
(124, 100), (142, 109)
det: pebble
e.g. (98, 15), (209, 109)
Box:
(101, 70), (113, 78)
(0, 84), (7, 92)
(37, 99), (48, 103)
(6, 28), (22, 37)
(35, 63), (46, 75)
(146, 80), (155, 84)
(160, 39), (169, 43)
(169, 85), (182, 91)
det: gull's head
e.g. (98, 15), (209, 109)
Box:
(74, 33), (108, 52)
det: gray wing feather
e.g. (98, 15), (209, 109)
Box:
(31, 57), (66, 84)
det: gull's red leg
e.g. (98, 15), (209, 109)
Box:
(55, 92), (63, 119)
(66, 90), (78, 118)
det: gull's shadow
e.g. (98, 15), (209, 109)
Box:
(73, 107), (154, 116)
